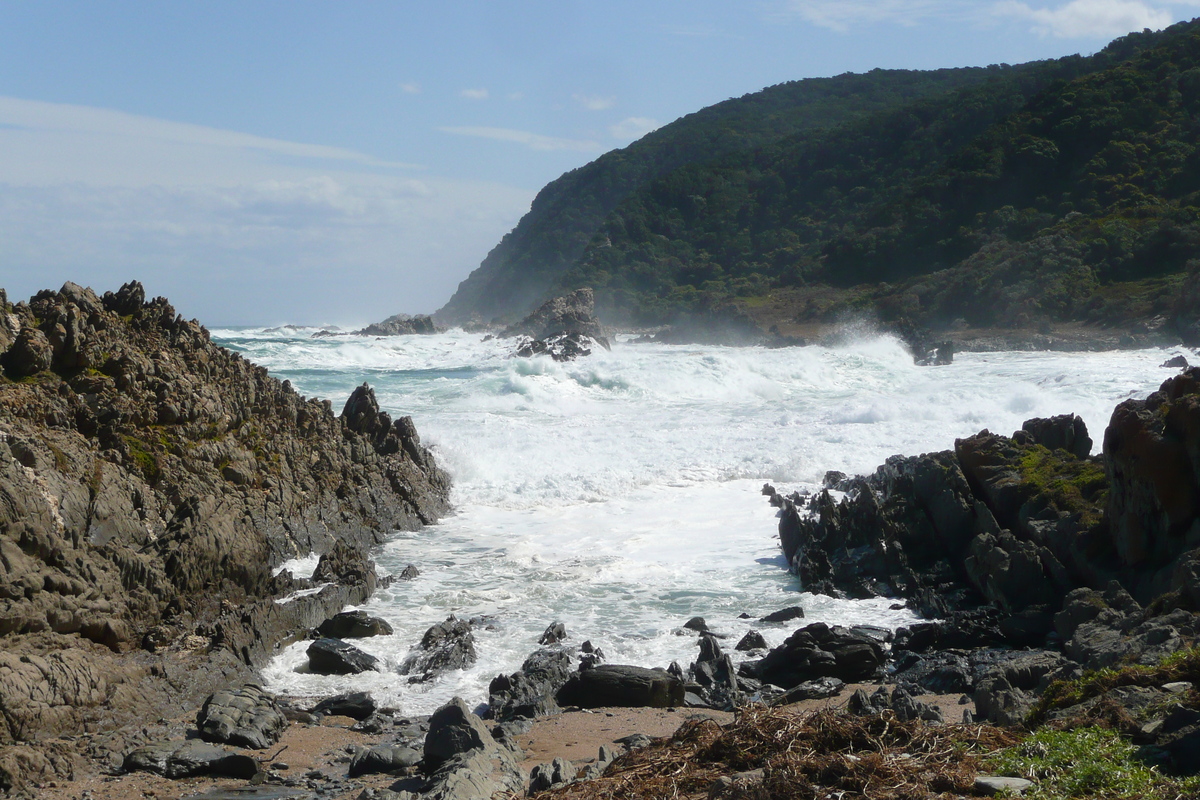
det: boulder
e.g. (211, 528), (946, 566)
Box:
(557, 665), (685, 709)
(751, 623), (885, 689)
(423, 697), (494, 770)
(312, 691), (377, 721)
(316, 610), (394, 639)
(123, 740), (260, 780)
(735, 631), (768, 651)
(539, 621), (567, 645)
(1017, 414), (1092, 459)
(771, 677), (845, 705)
(759, 606), (805, 623)
(306, 638), (381, 675)
(399, 615), (476, 682)
(195, 685), (287, 750)
(348, 744), (421, 777)
(1, 329), (53, 378)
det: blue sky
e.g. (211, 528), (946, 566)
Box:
(2, 1), (1198, 325)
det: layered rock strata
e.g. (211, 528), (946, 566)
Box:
(0, 282), (451, 787)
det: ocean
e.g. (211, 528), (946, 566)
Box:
(212, 326), (1182, 715)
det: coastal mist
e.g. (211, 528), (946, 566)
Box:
(214, 327), (1178, 714)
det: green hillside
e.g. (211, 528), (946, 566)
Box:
(438, 20), (1200, 338)
(435, 66), (1018, 324)
(565, 20), (1200, 332)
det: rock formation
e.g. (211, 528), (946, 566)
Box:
(502, 288), (610, 360)
(0, 281), (451, 789)
(354, 313), (440, 336)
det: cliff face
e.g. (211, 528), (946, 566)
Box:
(0, 282), (450, 756)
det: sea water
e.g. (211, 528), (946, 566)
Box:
(213, 327), (1184, 714)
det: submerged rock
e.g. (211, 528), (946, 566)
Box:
(399, 615), (477, 682)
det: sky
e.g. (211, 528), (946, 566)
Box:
(2, 1), (1199, 326)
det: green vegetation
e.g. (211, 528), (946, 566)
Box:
(122, 434), (162, 486)
(440, 20), (1200, 331)
(1030, 645), (1200, 724)
(1017, 445), (1109, 526)
(986, 727), (1200, 799)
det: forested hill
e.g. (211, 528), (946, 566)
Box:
(434, 65), (1016, 324)
(437, 20), (1200, 335)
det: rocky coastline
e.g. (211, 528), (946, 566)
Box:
(0, 282), (451, 792)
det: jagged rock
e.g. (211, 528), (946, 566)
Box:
(356, 313), (439, 336)
(348, 744), (421, 777)
(515, 331), (604, 361)
(399, 615), (476, 682)
(750, 623), (885, 689)
(735, 631), (768, 651)
(759, 606), (805, 623)
(557, 665), (685, 709)
(1161, 355), (1189, 369)
(1, 328), (53, 378)
(399, 564), (420, 580)
(501, 288), (608, 347)
(312, 692), (377, 721)
(488, 647), (576, 721)
(195, 685), (287, 750)
(1016, 414), (1092, 458)
(539, 621), (567, 645)
(423, 697), (495, 770)
(317, 610), (394, 639)
(529, 756), (576, 793)
(307, 638), (381, 675)
(123, 740), (260, 779)
(684, 617), (710, 633)
(0, 280), (451, 791)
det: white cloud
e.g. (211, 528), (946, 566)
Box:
(459, 88), (489, 100)
(439, 126), (602, 152)
(573, 93), (617, 111)
(508, 92), (525, 101)
(0, 96), (420, 187)
(609, 117), (660, 140)
(0, 96), (532, 325)
(994, 0), (1173, 37)
(399, 82), (421, 94)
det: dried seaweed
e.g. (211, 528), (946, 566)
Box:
(531, 706), (1018, 800)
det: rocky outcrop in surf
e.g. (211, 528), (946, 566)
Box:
(0, 281), (451, 789)
(768, 369), (1200, 773)
(355, 313), (441, 336)
(503, 288), (610, 360)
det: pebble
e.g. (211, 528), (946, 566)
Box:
(974, 776), (1034, 796)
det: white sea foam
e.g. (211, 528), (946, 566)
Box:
(223, 328), (1183, 714)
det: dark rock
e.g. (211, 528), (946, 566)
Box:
(822, 471), (850, 491)
(753, 623), (885, 689)
(1019, 414), (1092, 459)
(529, 757), (576, 793)
(501, 288), (609, 347)
(423, 697), (494, 770)
(196, 685), (287, 750)
(557, 665), (685, 709)
(307, 638), (381, 675)
(317, 610), (394, 639)
(488, 647), (576, 721)
(539, 622), (567, 645)
(399, 615), (476, 682)
(697, 634), (724, 663)
(772, 677), (845, 705)
(123, 740), (260, 780)
(312, 692), (377, 721)
(515, 331), (604, 361)
(683, 617), (709, 633)
(1161, 355), (1189, 369)
(759, 606), (805, 623)
(398, 564), (420, 580)
(355, 313), (440, 337)
(348, 745), (421, 777)
(735, 631), (768, 651)
(2, 328), (54, 378)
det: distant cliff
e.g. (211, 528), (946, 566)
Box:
(438, 20), (1200, 338)
(0, 282), (450, 782)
